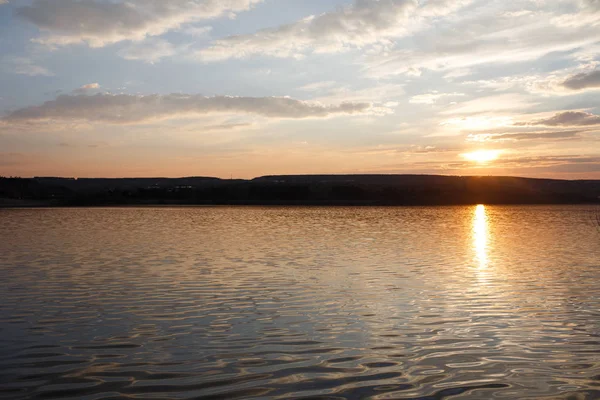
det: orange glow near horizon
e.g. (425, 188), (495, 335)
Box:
(462, 150), (502, 163)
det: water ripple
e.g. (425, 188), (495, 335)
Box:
(1, 205), (600, 399)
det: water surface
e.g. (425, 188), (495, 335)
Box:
(1, 206), (600, 399)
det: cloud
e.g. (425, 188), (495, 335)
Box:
(524, 67), (600, 95)
(202, 122), (253, 131)
(409, 91), (464, 104)
(2, 93), (381, 124)
(309, 82), (405, 104)
(444, 68), (472, 80)
(117, 38), (180, 63)
(521, 111), (600, 127)
(72, 83), (101, 94)
(441, 94), (538, 115)
(347, 144), (457, 157)
(561, 69), (600, 90)
(16, 0), (264, 48)
(492, 155), (600, 169)
(364, 2), (600, 78)
(81, 83), (100, 90)
(73, 83), (101, 94)
(299, 81), (338, 92)
(376, 154), (600, 174)
(466, 130), (582, 142)
(370, 34), (599, 78)
(1, 56), (53, 76)
(195, 0), (472, 62)
(582, 0), (600, 10)
(183, 26), (213, 37)
(463, 76), (536, 92)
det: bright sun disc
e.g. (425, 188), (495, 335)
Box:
(461, 150), (502, 163)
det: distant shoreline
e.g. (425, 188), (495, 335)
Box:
(2, 175), (599, 207)
(2, 203), (599, 210)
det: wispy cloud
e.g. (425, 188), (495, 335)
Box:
(364, 2), (600, 78)
(16, 0), (265, 48)
(459, 65), (600, 96)
(202, 122), (253, 132)
(561, 69), (600, 91)
(1, 56), (53, 76)
(409, 92), (464, 105)
(195, 0), (472, 62)
(520, 111), (600, 127)
(466, 130), (582, 142)
(182, 25), (213, 38)
(117, 38), (182, 63)
(73, 83), (101, 94)
(3, 93), (385, 124)
(441, 94), (538, 115)
(299, 81), (338, 92)
(489, 155), (600, 168)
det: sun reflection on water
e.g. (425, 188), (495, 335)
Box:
(473, 204), (489, 269)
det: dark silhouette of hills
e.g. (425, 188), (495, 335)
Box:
(1, 175), (599, 207)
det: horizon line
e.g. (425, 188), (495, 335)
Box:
(2, 173), (599, 182)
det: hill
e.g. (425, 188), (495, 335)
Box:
(1, 175), (599, 206)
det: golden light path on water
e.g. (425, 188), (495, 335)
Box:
(473, 204), (489, 269)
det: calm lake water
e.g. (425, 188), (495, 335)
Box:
(1, 206), (600, 399)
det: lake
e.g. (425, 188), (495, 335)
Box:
(1, 206), (600, 399)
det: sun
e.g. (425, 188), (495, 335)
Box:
(461, 150), (502, 163)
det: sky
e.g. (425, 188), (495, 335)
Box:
(0, 0), (599, 179)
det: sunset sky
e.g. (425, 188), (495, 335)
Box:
(1, 0), (599, 179)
